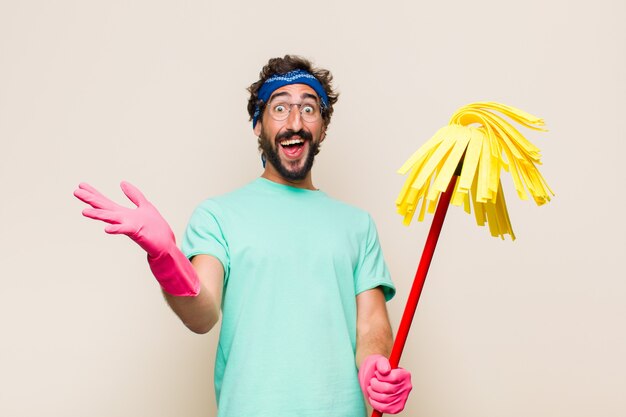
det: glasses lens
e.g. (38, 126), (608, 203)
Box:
(300, 103), (320, 122)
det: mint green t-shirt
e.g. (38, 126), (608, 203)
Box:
(182, 178), (395, 417)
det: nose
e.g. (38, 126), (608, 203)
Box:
(284, 104), (303, 131)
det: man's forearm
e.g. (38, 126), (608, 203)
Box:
(163, 287), (220, 334)
(162, 254), (224, 334)
(355, 287), (394, 367)
(356, 314), (393, 368)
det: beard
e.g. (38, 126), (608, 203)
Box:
(259, 129), (320, 181)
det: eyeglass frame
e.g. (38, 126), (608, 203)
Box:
(257, 95), (326, 124)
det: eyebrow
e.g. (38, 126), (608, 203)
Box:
(267, 91), (319, 103)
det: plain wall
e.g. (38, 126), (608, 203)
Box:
(1, 1), (624, 416)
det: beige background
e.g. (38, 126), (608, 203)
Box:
(1, 1), (624, 416)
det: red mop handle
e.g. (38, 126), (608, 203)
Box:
(371, 176), (457, 417)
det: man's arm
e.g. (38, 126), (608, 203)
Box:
(356, 287), (412, 414)
(163, 254), (224, 334)
(356, 287), (393, 368)
(73, 182), (224, 333)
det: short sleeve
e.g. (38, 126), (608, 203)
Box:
(182, 200), (230, 282)
(354, 214), (395, 301)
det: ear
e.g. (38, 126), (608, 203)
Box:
(320, 127), (327, 143)
(253, 120), (262, 137)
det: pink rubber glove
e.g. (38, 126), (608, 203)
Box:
(358, 354), (412, 414)
(73, 181), (200, 296)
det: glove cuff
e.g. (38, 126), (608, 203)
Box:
(147, 245), (200, 296)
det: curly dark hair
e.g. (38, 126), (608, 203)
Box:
(247, 55), (339, 128)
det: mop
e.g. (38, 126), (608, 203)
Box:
(373, 102), (554, 416)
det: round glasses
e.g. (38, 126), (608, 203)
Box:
(267, 100), (322, 123)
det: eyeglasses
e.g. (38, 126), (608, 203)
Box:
(266, 100), (322, 123)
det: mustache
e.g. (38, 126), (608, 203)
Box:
(276, 129), (313, 142)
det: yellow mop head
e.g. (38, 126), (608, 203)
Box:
(396, 102), (554, 240)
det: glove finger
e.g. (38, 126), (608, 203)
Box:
(76, 182), (103, 195)
(82, 208), (123, 224)
(120, 181), (147, 207)
(73, 188), (102, 208)
(369, 378), (398, 395)
(74, 183), (118, 210)
(105, 223), (136, 235)
(368, 395), (406, 414)
(367, 385), (405, 404)
(376, 367), (411, 384)
(374, 356), (391, 376)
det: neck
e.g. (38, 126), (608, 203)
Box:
(261, 165), (316, 190)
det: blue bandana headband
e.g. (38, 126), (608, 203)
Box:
(252, 69), (329, 127)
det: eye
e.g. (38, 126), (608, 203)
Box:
(302, 105), (315, 114)
(274, 104), (286, 113)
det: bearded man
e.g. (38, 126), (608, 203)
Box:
(74, 55), (412, 417)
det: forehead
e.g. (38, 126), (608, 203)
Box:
(268, 84), (319, 101)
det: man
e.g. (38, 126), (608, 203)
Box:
(74, 55), (412, 416)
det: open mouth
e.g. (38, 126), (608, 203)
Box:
(279, 137), (306, 158)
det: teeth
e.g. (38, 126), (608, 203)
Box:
(280, 138), (304, 146)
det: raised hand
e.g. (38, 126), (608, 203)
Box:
(74, 181), (199, 296)
(74, 181), (175, 257)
